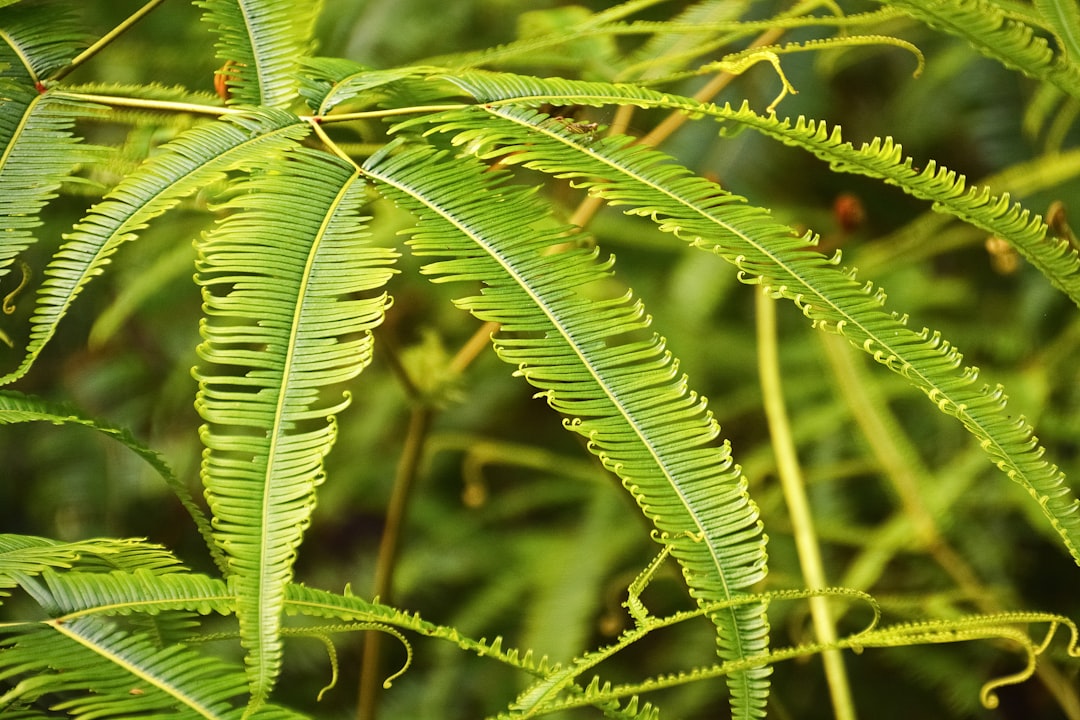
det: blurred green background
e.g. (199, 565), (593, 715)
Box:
(4, 1), (1080, 718)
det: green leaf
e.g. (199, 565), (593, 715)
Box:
(0, 88), (101, 284)
(408, 74), (1080, 568)
(363, 144), (770, 719)
(0, 0), (89, 85)
(1035, 0), (1080, 62)
(195, 0), (320, 108)
(884, 0), (1080, 99)
(0, 615), (252, 719)
(0, 536), (181, 594)
(0, 109), (309, 385)
(193, 145), (397, 708)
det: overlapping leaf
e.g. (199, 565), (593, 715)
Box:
(195, 0), (319, 108)
(0, 615), (255, 719)
(363, 143), (770, 719)
(0, 109), (309, 384)
(193, 145), (397, 708)
(403, 74), (1080, 568)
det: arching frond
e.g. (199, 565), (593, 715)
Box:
(0, 0), (88, 86)
(0, 109), (310, 385)
(0, 88), (101, 283)
(0, 390), (224, 574)
(195, 0), (319, 108)
(193, 145), (397, 709)
(363, 144), (770, 719)
(884, 0), (1080, 99)
(405, 99), (1080, 570)
(429, 71), (1080, 307)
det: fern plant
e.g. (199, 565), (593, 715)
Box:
(2, 0), (1080, 718)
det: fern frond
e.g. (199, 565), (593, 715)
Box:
(194, 0), (319, 108)
(193, 145), (396, 708)
(705, 105), (1080, 306)
(0, 109), (309, 385)
(406, 96), (1080, 570)
(283, 582), (561, 677)
(0, 568), (321, 718)
(434, 71), (1080, 307)
(0, 1), (88, 86)
(363, 143), (770, 719)
(21, 567), (232, 619)
(0, 536), (180, 594)
(0, 615), (253, 719)
(0, 390), (224, 574)
(0, 89), (101, 283)
(885, 0), (1080, 99)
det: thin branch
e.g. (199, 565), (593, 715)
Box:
(49, 0), (169, 84)
(358, 404), (433, 720)
(49, 91), (240, 117)
(756, 288), (857, 720)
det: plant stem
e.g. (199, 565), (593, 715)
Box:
(49, 0), (169, 84)
(756, 289), (857, 720)
(51, 91), (240, 117)
(357, 404), (433, 720)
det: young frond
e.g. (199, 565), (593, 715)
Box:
(193, 144), (397, 708)
(363, 143), (770, 720)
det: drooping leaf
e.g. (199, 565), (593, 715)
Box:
(193, 144), (397, 708)
(363, 143), (770, 719)
(402, 74), (1080, 568)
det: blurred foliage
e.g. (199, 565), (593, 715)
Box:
(4, 0), (1080, 718)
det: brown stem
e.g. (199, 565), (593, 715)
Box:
(357, 404), (433, 720)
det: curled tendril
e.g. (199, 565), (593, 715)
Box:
(2, 261), (31, 315)
(287, 622), (413, 698)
